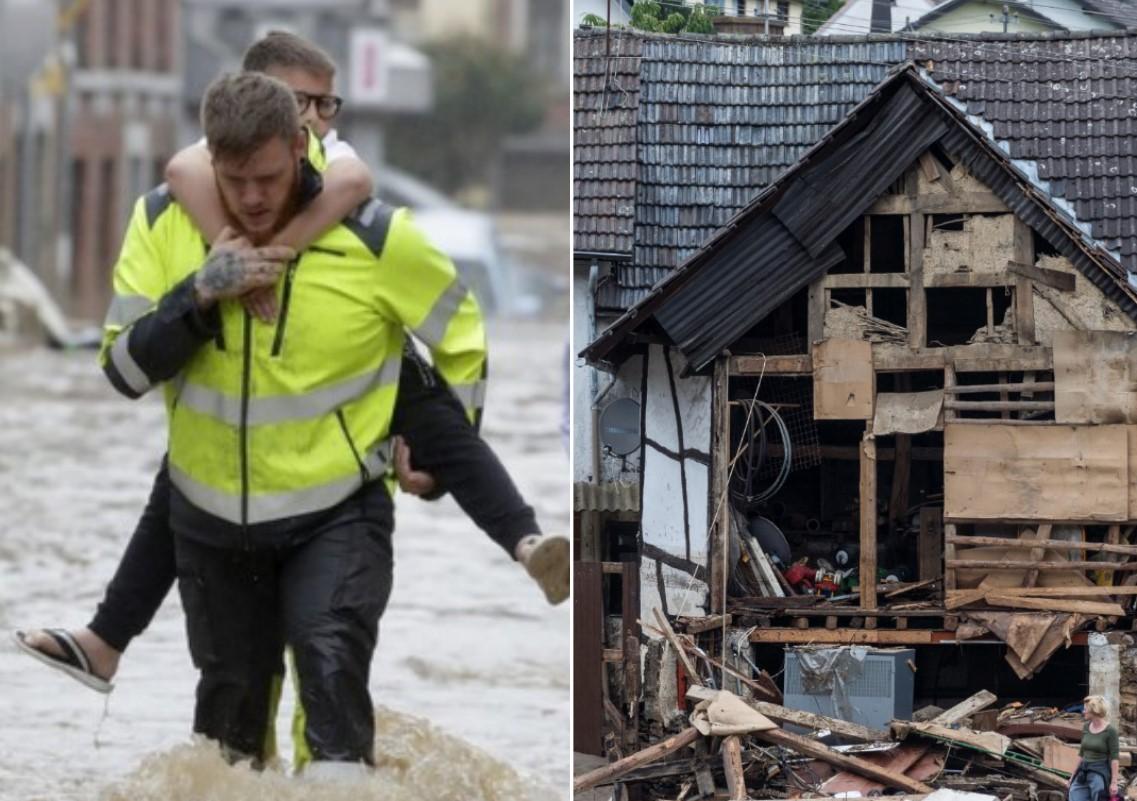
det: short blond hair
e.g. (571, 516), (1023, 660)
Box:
(1085, 695), (1110, 721)
(242, 30), (336, 79)
(201, 72), (300, 163)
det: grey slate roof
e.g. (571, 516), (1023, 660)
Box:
(574, 31), (641, 258)
(575, 29), (1137, 310)
(1081, 0), (1137, 27)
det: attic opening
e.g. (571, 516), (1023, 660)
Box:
(830, 218), (866, 274)
(733, 286), (808, 354)
(926, 287), (1012, 347)
(869, 215), (906, 273)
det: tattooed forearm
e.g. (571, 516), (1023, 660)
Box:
(199, 250), (246, 295)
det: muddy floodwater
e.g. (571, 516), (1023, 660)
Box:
(0, 319), (569, 801)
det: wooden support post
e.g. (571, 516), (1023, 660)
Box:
(710, 357), (730, 614)
(573, 727), (702, 792)
(918, 508), (943, 582)
(908, 213), (926, 349)
(986, 287), (995, 335)
(1024, 523), (1052, 588)
(999, 373), (1010, 420)
(889, 434), (912, 528)
(809, 279), (826, 345)
(1014, 217), (1035, 344)
(943, 363), (957, 421)
(722, 736), (748, 801)
(1104, 524), (1122, 585)
(944, 522), (957, 592)
(860, 431), (878, 614)
(653, 608), (703, 686)
(623, 562), (642, 752)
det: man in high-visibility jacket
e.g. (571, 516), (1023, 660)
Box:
(100, 72), (486, 774)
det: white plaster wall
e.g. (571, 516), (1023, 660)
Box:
(640, 345), (713, 621)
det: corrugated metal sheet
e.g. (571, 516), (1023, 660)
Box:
(574, 481), (641, 512)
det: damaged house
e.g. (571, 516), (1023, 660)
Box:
(573, 27), (1137, 789)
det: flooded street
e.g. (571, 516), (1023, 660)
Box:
(0, 318), (569, 800)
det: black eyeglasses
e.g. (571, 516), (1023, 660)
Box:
(294, 90), (343, 120)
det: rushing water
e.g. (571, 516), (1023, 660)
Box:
(0, 319), (569, 800)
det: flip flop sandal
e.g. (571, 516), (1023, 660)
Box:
(11, 629), (114, 694)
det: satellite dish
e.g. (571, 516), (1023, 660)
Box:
(599, 397), (641, 456)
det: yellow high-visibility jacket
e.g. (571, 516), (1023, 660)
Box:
(100, 180), (486, 528)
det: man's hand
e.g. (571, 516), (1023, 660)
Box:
(241, 286), (279, 323)
(393, 436), (437, 497)
(193, 227), (294, 309)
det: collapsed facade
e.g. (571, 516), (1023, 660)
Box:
(573, 27), (1137, 776)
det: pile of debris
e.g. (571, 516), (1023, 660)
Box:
(576, 616), (1133, 801)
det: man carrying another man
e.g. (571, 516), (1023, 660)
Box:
(99, 71), (484, 777)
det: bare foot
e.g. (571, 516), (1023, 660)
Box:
(23, 627), (121, 681)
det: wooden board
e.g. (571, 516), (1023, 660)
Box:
(574, 561), (605, 755)
(930, 690), (997, 726)
(1042, 737), (1080, 775)
(1054, 331), (1137, 425)
(944, 423), (1129, 522)
(897, 720), (1011, 757)
(814, 339), (874, 420)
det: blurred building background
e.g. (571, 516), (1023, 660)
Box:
(0, 0), (568, 329)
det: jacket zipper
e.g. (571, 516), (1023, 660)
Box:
(336, 410), (371, 483)
(239, 309), (252, 548)
(271, 256), (300, 357)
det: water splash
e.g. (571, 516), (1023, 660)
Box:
(100, 706), (557, 801)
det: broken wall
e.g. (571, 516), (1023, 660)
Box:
(1032, 255), (1131, 346)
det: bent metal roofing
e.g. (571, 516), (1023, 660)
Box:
(580, 62), (1137, 373)
(573, 29), (1137, 312)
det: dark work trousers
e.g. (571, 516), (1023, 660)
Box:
(88, 352), (539, 653)
(174, 482), (394, 764)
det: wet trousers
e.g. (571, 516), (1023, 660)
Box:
(174, 482), (394, 764)
(88, 351), (539, 653)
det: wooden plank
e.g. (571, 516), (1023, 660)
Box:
(944, 521), (958, 592)
(951, 344), (1052, 373)
(1024, 523), (1052, 588)
(622, 560), (642, 752)
(946, 382), (1054, 394)
(722, 736), (747, 801)
(1104, 524), (1122, 585)
(680, 614), (733, 635)
(686, 687), (889, 743)
(1012, 218), (1037, 344)
(961, 585), (1137, 597)
(874, 344), (945, 371)
(753, 728), (934, 793)
(946, 534), (1137, 556)
(710, 357), (730, 614)
(1055, 332), (1137, 427)
(945, 587), (988, 610)
(896, 720), (1011, 756)
(808, 280), (825, 346)
(861, 432), (878, 612)
(573, 727), (701, 791)
(814, 339), (874, 420)
(926, 272), (1013, 288)
(869, 191), (1009, 214)
(730, 354), (811, 375)
(918, 508), (943, 582)
(943, 424), (1129, 522)
(982, 594), (1125, 616)
(909, 212), (926, 349)
(1008, 260), (1074, 292)
(944, 399), (1054, 412)
(574, 561), (605, 755)
(819, 745), (933, 796)
(930, 690), (998, 726)
(824, 273), (910, 289)
(1042, 738), (1080, 775)
(889, 434), (912, 527)
(948, 559), (1137, 571)
(986, 286), (995, 334)
(653, 608), (702, 686)
(750, 628), (936, 644)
